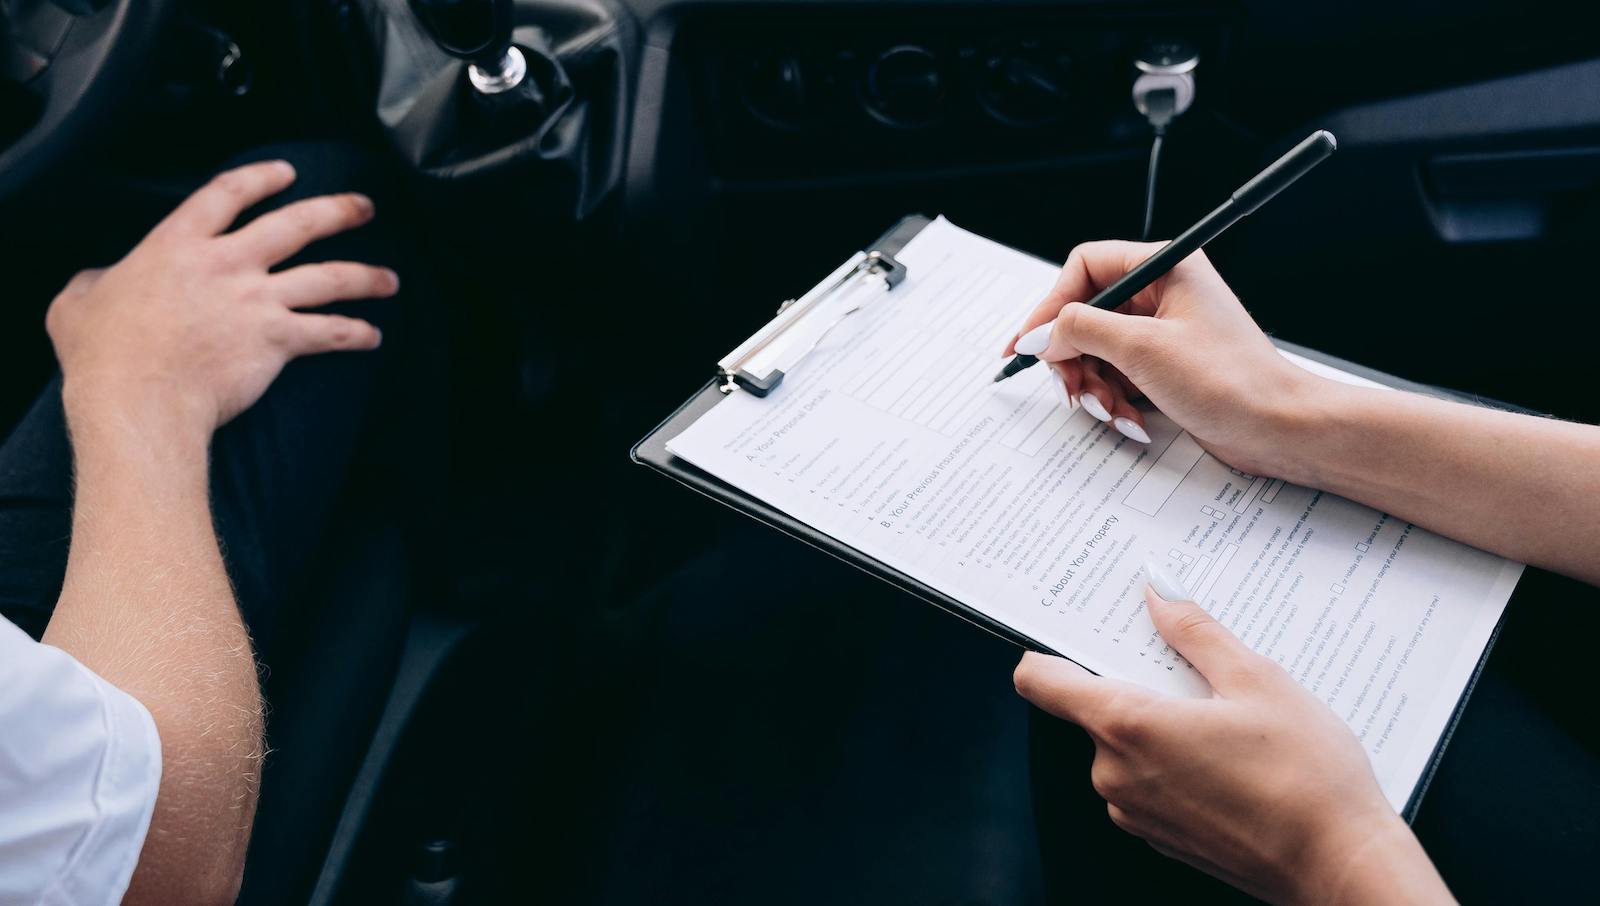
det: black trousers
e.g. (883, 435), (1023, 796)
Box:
(0, 142), (434, 904)
(1030, 563), (1600, 904)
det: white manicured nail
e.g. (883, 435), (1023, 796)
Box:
(1114, 417), (1151, 444)
(1080, 393), (1112, 422)
(1014, 323), (1053, 356)
(1049, 374), (1070, 408)
(1143, 557), (1188, 602)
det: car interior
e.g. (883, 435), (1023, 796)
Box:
(1, 0), (1597, 902)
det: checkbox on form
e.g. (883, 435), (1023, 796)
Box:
(1356, 542), (1371, 553)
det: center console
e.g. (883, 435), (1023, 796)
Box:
(683, 10), (1231, 181)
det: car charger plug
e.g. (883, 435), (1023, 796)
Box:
(1132, 44), (1199, 240)
(1137, 86), (1180, 134)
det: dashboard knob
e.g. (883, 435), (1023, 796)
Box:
(408, 0), (514, 67)
(979, 44), (1072, 127)
(1135, 40), (1200, 75)
(861, 45), (943, 127)
(739, 53), (812, 129)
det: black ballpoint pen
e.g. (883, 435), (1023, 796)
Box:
(994, 129), (1338, 383)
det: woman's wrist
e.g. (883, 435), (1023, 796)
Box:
(1297, 813), (1453, 906)
(1250, 367), (1360, 488)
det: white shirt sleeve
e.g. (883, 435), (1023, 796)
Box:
(0, 617), (162, 906)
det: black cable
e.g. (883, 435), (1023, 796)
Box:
(1141, 127), (1165, 241)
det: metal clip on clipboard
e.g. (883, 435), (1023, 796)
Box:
(716, 249), (907, 396)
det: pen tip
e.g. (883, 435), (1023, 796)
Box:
(992, 371), (1007, 383)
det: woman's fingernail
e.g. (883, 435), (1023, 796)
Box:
(1080, 393), (1112, 422)
(1050, 374), (1070, 408)
(1014, 323), (1053, 356)
(1143, 557), (1188, 602)
(383, 268), (401, 291)
(1114, 417), (1151, 444)
(352, 193), (375, 215)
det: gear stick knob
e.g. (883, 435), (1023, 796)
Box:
(410, 0), (527, 94)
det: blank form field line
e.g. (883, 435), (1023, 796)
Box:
(1197, 544), (1239, 606)
(1123, 431), (1206, 517)
(1234, 474), (1266, 513)
(923, 357), (993, 433)
(1261, 479), (1284, 504)
(893, 366), (950, 421)
(905, 352), (983, 426)
(934, 381), (998, 436)
(998, 384), (1056, 449)
(846, 350), (900, 401)
(877, 338), (954, 417)
(957, 273), (1016, 345)
(1017, 405), (1072, 456)
(1184, 555), (1213, 596)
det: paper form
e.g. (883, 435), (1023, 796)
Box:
(666, 217), (1522, 810)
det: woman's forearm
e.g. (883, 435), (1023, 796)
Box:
(1279, 379), (1600, 586)
(1306, 816), (1454, 906)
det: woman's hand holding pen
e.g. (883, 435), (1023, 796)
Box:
(1003, 241), (1324, 478)
(1009, 241), (1463, 903)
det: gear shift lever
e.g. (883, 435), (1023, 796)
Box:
(410, 0), (527, 94)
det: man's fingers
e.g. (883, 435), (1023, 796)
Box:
(271, 262), (400, 309)
(228, 193), (375, 265)
(1144, 585), (1267, 694)
(276, 312), (382, 357)
(64, 268), (107, 296)
(1106, 802), (1145, 835)
(160, 161), (297, 237)
(1014, 651), (1151, 734)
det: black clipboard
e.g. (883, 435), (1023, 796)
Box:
(630, 213), (1509, 822)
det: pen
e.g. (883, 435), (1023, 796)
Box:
(994, 129), (1338, 383)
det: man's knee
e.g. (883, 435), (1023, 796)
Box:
(221, 142), (394, 213)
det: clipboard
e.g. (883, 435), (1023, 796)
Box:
(630, 213), (1509, 822)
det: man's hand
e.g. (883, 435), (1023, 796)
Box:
(46, 159), (397, 436)
(1014, 582), (1455, 905)
(38, 159), (399, 904)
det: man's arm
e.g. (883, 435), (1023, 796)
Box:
(36, 159), (398, 903)
(42, 398), (258, 903)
